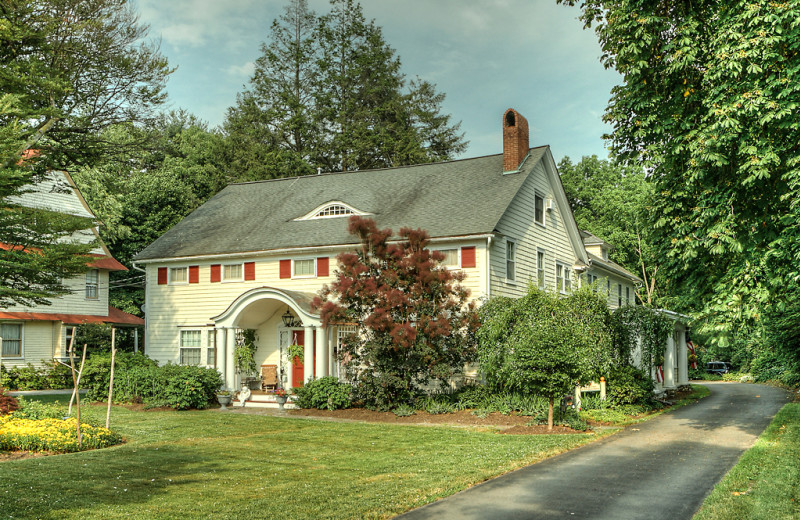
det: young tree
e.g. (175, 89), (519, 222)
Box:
(477, 285), (613, 430)
(313, 216), (479, 409)
(558, 1), (800, 346)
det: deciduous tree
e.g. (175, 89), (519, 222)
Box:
(313, 216), (479, 409)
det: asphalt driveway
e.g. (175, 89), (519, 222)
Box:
(398, 382), (791, 520)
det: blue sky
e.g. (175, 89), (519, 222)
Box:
(134, 0), (620, 163)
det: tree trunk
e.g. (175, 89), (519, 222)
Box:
(548, 396), (554, 431)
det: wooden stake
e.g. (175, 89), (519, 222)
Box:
(106, 328), (116, 429)
(69, 343), (84, 448)
(67, 328), (77, 415)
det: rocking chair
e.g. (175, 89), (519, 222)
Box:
(260, 364), (278, 392)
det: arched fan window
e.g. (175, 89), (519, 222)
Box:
(295, 201), (370, 221)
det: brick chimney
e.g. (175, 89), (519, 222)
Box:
(502, 108), (529, 172)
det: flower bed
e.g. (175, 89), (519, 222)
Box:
(0, 416), (123, 453)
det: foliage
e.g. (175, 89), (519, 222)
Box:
(476, 284), (613, 429)
(392, 404), (416, 417)
(314, 216), (479, 410)
(287, 343), (304, 364)
(224, 0), (465, 178)
(559, 0), (800, 360)
(81, 352), (222, 410)
(292, 376), (353, 410)
(0, 387), (19, 416)
(611, 305), (673, 371)
(605, 365), (655, 407)
(12, 396), (65, 420)
(0, 415), (122, 453)
(234, 329), (258, 376)
(0, 362), (73, 391)
(559, 155), (659, 303)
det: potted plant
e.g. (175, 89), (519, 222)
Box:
(273, 386), (289, 411)
(216, 390), (232, 410)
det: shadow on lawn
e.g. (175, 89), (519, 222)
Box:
(0, 443), (223, 517)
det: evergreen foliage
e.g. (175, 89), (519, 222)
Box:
(314, 216), (479, 410)
(224, 0), (466, 178)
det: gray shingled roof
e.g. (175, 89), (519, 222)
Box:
(134, 147), (548, 261)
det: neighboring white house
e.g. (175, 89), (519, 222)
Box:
(132, 108), (675, 395)
(0, 170), (144, 368)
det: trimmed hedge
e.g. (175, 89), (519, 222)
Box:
(0, 362), (73, 391)
(293, 377), (353, 410)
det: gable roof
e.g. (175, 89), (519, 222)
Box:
(135, 147), (551, 262)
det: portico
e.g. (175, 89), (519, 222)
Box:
(210, 286), (331, 391)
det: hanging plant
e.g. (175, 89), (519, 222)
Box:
(288, 343), (304, 363)
(234, 329), (258, 376)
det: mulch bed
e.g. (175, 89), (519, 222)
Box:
(286, 407), (587, 434)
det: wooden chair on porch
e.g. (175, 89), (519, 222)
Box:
(261, 364), (278, 392)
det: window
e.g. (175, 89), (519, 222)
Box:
(537, 250), (545, 289)
(223, 263), (242, 281)
(85, 269), (98, 299)
(505, 240), (516, 281)
(179, 330), (202, 365)
(170, 267), (188, 284)
(206, 331), (215, 365)
(314, 204), (354, 218)
(64, 326), (76, 353)
(293, 259), (315, 277)
(0, 323), (22, 357)
(626, 286), (631, 305)
(437, 249), (459, 268)
(556, 262), (571, 293)
(534, 192), (545, 225)
(618, 284), (623, 307)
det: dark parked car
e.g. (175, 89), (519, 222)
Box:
(705, 361), (729, 375)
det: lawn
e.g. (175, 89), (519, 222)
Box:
(693, 402), (800, 520)
(0, 399), (607, 519)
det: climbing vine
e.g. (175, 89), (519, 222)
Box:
(612, 306), (673, 372)
(234, 329), (258, 376)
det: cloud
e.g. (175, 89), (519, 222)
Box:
(227, 61), (255, 79)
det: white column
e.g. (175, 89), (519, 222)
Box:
(316, 326), (328, 378)
(664, 331), (676, 389)
(287, 349), (294, 389)
(304, 324), (314, 382)
(134, 328), (139, 354)
(217, 328), (227, 387)
(226, 327), (237, 390)
(678, 327), (688, 385)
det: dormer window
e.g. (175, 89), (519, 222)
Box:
(295, 201), (371, 221)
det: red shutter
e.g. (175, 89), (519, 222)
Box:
(210, 264), (221, 283)
(317, 257), (329, 277)
(244, 262), (256, 281)
(279, 259), (291, 279)
(189, 265), (199, 283)
(157, 267), (167, 285)
(461, 246), (476, 268)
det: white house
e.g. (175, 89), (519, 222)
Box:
(0, 170), (144, 368)
(133, 108), (669, 396)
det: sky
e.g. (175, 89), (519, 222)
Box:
(134, 0), (621, 163)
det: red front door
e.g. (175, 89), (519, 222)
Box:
(291, 330), (316, 388)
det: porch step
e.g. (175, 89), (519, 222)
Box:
(234, 392), (297, 409)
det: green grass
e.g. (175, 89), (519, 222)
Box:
(0, 399), (607, 519)
(580, 384), (710, 426)
(693, 403), (800, 520)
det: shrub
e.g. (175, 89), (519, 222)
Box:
(0, 416), (122, 453)
(293, 377), (353, 410)
(0, 388), (19, 416)
(12, 397), (67, 420)
(392, 404), (415, 417)
(82, 353), (222, 410)
(606, 365), (655, 406)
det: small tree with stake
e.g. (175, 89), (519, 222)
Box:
(477, 284), (613, 430)
(313, 216), (479, 410)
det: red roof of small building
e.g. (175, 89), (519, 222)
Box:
(0, 306), (143, 326)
